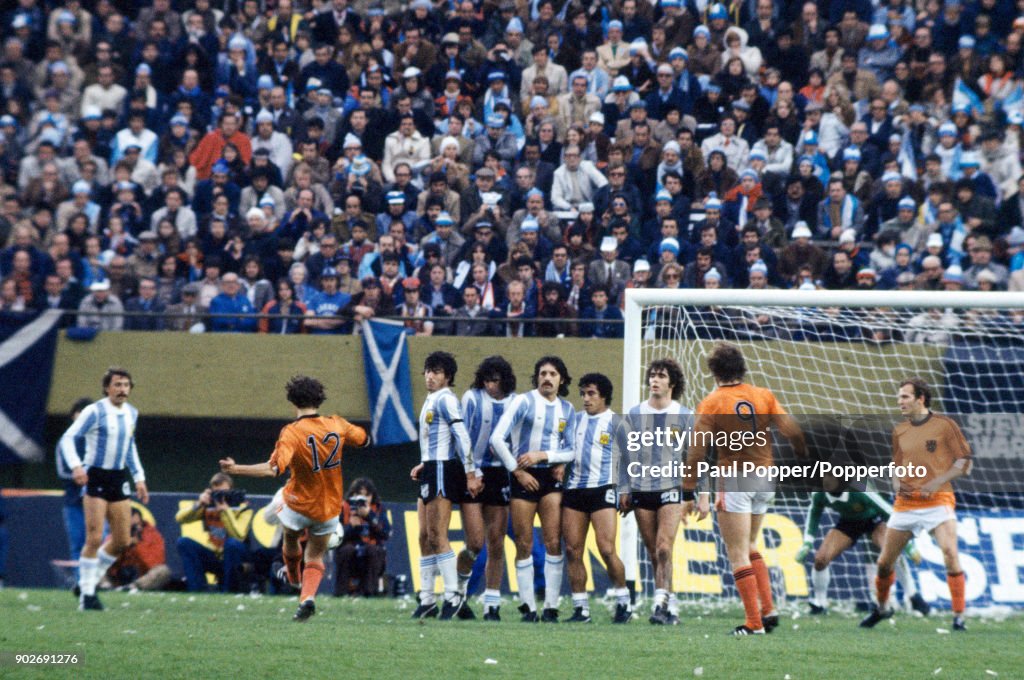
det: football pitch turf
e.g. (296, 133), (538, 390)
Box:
(1, 590), (1021, 679)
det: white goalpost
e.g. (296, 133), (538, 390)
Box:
(620, 287), (1024, 612)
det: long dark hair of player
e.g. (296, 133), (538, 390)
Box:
(532, 355), (571, 397)
(424, 351), (458, 386)
(647, 358), (685, 400)
(472, 355), (517, 396)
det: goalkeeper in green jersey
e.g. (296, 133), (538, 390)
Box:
(797, 479), (931, 616)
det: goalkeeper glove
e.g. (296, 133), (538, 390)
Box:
(796, 540), (813, 562)
(904, 541), (922, 565)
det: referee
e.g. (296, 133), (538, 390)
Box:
(58, 367), (149, 611)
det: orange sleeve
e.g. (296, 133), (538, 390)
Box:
(892, 428), (903, 467)
(237, 133), (252, 164)
(343, 419), (368, 447)
(947, 420), (971, 462)
(268, 426), (296, 475)
(188, 136), (209, 179)
(768, 389), (786, 415)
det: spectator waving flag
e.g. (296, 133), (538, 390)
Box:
(999, 81), (1024, 113)
(0, 310), (62, 464)
(953, 78), (984, 116)
(898, 129), (918, 181)
(361, 319), (417, 445)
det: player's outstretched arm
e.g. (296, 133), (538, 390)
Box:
(219, 457), (277, 477)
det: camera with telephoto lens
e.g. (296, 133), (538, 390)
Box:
(349, 494), (370, 510)
(211, 488), (247, 506)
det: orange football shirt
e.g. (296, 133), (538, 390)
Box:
(693, 383), (786, 469)
(268, 415), (368, 522)
(892, 413), (971, 511)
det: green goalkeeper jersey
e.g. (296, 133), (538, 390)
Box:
(803, 490), (894, 542)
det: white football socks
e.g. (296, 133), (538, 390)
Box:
(78, 556), (99, 597)
(543, 553), (563, 610)
(419, 555), (437, 605)
(437, 551), (458, 601)
(812, 566), (831, 608)
(516, 558), (536, 612)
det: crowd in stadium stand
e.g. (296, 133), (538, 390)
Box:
(2, 0), (1024, 339)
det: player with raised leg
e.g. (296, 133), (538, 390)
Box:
(220, 375), (368, 621)
(860, 378), (971, 631)
(411, 352), (482, 620)
(59, 367), (150, 611)
(619, 359), (692, 625)
(460, 356), (517, 620)
(559, 373), (632, 623)
(491, 356), (575, 623)
(797, 471), (930, 616)
(683, 343), (807, 636)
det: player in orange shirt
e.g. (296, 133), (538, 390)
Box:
(683, 342), (806, 636)
(220, 375), (368, 622)
(860, 377), (971, 631)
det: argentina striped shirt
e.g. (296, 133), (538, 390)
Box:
(419, 387), (475, 472)
(566, 409), (617, 490)
(461, 388), (516, 469)
(618, 400), (693, 492)
(489, 389), (575, 472)
(57, 398), (145, 481)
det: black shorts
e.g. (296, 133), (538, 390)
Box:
(562, 485), (617, 514)
(834, 515), (884, 543)
(631, 488), (681, 511)
(510, 466), (563, 502)
(85, 467), (131, 502)
(419, 459), (467, 504)
(462, 467), (511, 506)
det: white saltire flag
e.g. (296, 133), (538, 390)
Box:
(361, 319), (417, 445)
(0, 310), (62, 463)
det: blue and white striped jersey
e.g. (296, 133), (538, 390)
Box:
(489, 390), (575, 471)
(619, 400), (693, 492)
(419, 387), (474, 470)
(566, 409), (617, 490)
(57, 398), (145, 481)
(461, 388), (516, 468)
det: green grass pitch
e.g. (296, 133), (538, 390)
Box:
(1, 590), (1021, 679)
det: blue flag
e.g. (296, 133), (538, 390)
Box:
(0, 310), (61, 464)
(953, 78), (984, 116)
(999, 81), (1024, 113)
(361, 319), (417, 445)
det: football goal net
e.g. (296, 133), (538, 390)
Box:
(619, 288), (1024, 613)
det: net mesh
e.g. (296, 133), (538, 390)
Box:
(626, 300), (1024, 612)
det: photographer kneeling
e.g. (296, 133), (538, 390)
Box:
(175, 473), (253, 592)
(335, 478), (390, 596)
(101, 508), (171, 592)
